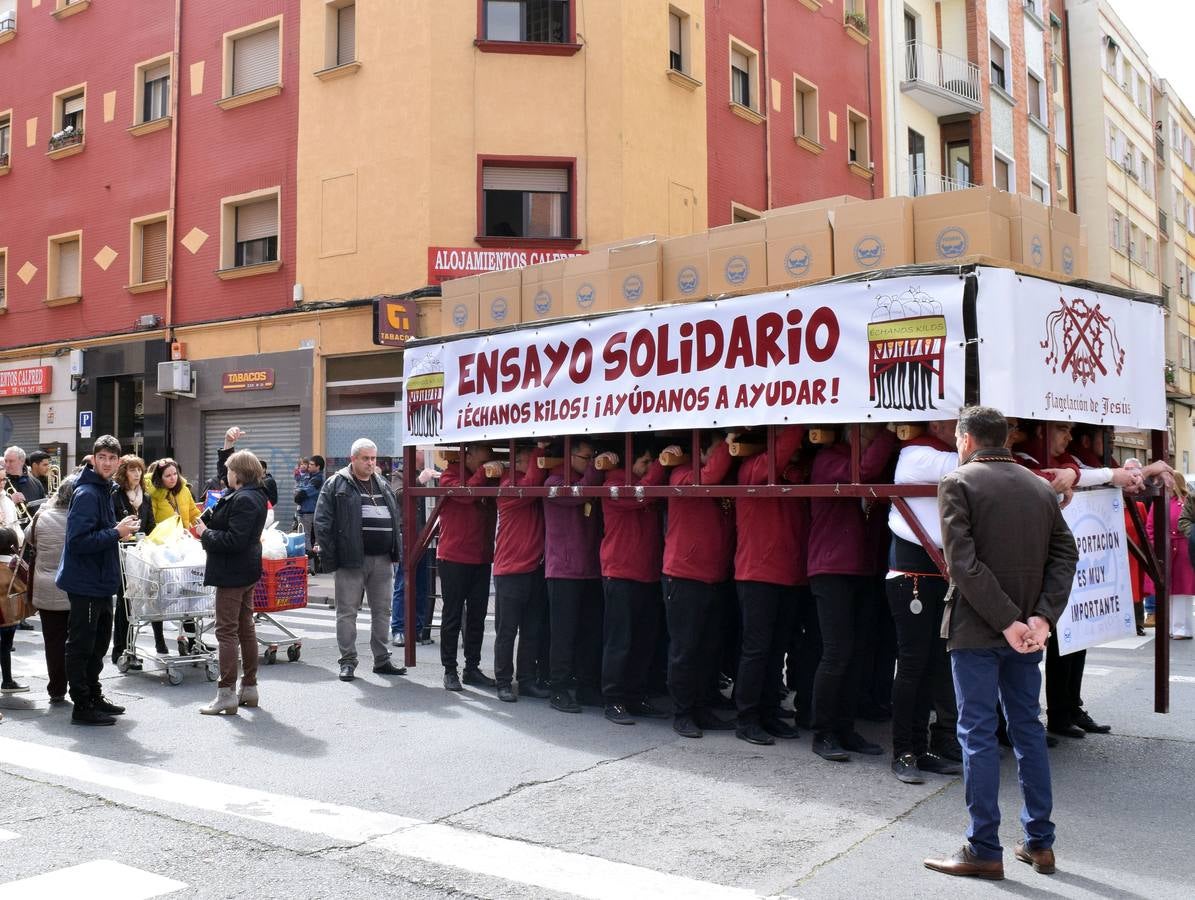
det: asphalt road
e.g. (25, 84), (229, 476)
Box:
(0, 593), (1191, 899)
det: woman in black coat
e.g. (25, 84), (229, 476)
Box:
(193, 450), (269, 715)
(111, 455), (167, 666)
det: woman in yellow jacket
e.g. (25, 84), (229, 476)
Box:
(144, 457), (201, 527)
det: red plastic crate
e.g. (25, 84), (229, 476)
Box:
(254, 557), (308, 613)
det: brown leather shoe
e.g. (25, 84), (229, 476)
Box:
(1015, 842), (1056, 874)
(924, 845), (1004, 880)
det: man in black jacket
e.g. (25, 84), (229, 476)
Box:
(55, 436), (142, 726)
(314, 438), (406, 682)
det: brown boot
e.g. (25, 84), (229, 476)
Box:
(923, 845), (1004, 880)
(1015, 842), (1056, 874)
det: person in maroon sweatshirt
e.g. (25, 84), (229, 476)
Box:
(808, 424), (898, 761)
(733, 424), (807, 746)
(543, 439), (605, 713)
(598, 446), (670, 726)
(492, 444), (551, 703)
(658, 433), (738, 738)
(437, 445), (497, 692)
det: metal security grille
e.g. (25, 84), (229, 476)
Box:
(0, 402), (40, 455)
(203, 406), (300, 527)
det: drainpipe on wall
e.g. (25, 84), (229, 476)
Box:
(165, 0), (181, 342)
(762, 0), (773, 210)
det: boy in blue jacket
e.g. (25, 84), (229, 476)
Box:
(56, 436), (141, 726)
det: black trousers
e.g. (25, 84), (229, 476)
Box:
(1045, 633), (1086, 727)
(547, 577), (604, 693)
(856, 575), (896, 714)
(735, 580), (796, 725)
(887, 574), (956, 756)
(493, 567), (547, 687)
(601, 578), (662, 703)
(785, 586), (821, 720)
(438, 560), (491, 672)
(810, 574), (872, 738)
(0, 625), (15, 683)
(664, 577), (725, 717)
(111, 590), (166, 661)
(66, 593), (113, 707)
(40, 609), (70, 699)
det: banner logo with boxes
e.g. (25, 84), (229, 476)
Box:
(403, 273), (967, 445)
(622, 275), (644, 302)
(935, 227), (968, 259)
(725, 255), (750, 285)
(854, 235), (885, 268)
(677, 266), (700, 295)
(784, 246), (812, 278)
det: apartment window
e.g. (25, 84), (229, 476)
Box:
(1143, 234), (1154, 273)
(993, 153), (1010, 191)
(1104, 41), (1117, 75)
(1137, 75), (1149, 114)
(482, 163), (571, 239)
(485, 0), (569, 43)
(61, 91), (84, 132)
(0, 113), (9, 168)
(1129, 222), (1139, 263)
(336, 3), (355, 65)
(0, 5), (14, 38)
(990, 38), (1007, 92)
(847, 108), (870, 170)
(669, 9), (683, 72)
(1054, 103), (1067, 148)
(1110, 210), (1124, 254)
(731, 203), (761, 223)
(1023, 0), (1039, 16)
(908, 128), (926, 195)
(1031, 178), (1047, 204)
(139, 60), (170, 124)
(52, 0), (89, 17)
(219, 190), (281, 275)
(48, 232), (82, 301)
(947, 140), (972, 184)
(1027, 71), (1043, 122)
(222, 19), (282, 103)
(731, 47), (753, 109)
(130, 214), (168, 289)
(793, 75), (819, 144)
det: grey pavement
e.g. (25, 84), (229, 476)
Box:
(0, 600), (1191, 899)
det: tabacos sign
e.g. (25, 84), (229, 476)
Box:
(0, 366), (52, 398)
(373, 297), (416, 346)
(221, 369), (275, 392)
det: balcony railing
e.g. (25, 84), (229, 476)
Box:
(0, 16), (14, 32)
(47, 128), (83, 152)
(902, 41), (982, 114)
(907, 170), (976, 197)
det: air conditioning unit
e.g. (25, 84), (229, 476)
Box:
(157, 360), (195, 396)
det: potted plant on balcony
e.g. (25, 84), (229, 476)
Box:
(48, 125), (83, 152)
(845, 11), (869, 36)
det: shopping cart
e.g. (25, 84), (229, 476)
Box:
(253, 556), (307, 664)
(117, 541), (218, 685)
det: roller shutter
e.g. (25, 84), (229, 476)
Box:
(337, 4), (355, 66)
(203, 407), (300, 527)
(232, 26), (280, 96)
(141, 220), (168, 282)
(57, 239), (80, 297)
(0, 402), (40, 455)
(235, 198), (277, 242)
(483, 166), (569, 192)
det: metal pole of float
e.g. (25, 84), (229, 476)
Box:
(403, 442), (417, 668)
(1152, 428), (1170, 713)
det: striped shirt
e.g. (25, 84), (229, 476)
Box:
(355, 477), (393, 556)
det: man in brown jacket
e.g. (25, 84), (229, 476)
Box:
(924, 406), (1078, 882)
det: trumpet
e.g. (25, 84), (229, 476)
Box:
(3, 478), (31, 527)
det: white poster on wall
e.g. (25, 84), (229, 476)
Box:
(1057, 487), (1137, 655)
(975, 267), (1166, 429)
(402, 274), (968, 445)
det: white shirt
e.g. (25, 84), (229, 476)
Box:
(887, 443), (958, 550)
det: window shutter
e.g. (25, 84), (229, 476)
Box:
(63, 94), (84, 115)
(483, 166), (568, 192)
(731, 49), (749, 73)
(145, 61), (171, 84)
(232, 26), (280, 95)
(337, 4), (356, 65)
(57, 240), (80, 297)
(141, 220), (168, 282)
(236, 198), (278, 242)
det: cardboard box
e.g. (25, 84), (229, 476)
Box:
(562, 249), (611, 316)
(708, 219), (768, 294)
(767, 195), (863, 217)
(416, 297), (442, 338)
(661, 232), (710, 302)
(765, 206), (835, 285)
(913, 187), (1013, 264)
(478, 268), (522, 329)
(609, 238), (661, 308)
(831, 197), (914, 273)
(520, 260), (566, 323)
(439, 275), (480, 335)
(1007, 195), (1052, 270)
(1050, 207), (1081, 279)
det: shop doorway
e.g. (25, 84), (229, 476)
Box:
(0, 402), (40, 453)
(95, 375), (145, 460)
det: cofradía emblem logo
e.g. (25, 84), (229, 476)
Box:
(677, 266), (699, 295)
(854, 235), (884, 268)
(1041, 296), (1125, 387)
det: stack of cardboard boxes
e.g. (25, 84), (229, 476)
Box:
(432, 187), (1090, 338)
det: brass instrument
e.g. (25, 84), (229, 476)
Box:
(3, 478), (30, 527)
(46, 463), (62, 496)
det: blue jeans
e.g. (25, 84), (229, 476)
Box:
(391, 553), (431, 637)
(951, 645), (1054, 861)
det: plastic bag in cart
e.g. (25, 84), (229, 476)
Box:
(261, 525), (288, 560)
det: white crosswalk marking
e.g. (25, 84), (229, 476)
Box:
(0, 860), (186, 899)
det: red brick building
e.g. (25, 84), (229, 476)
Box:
(704, 0), (884, 225)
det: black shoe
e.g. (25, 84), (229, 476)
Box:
(1046, 734), (1059, 748)
(813, 734), (850, 762)
(17, 620), (34, 630)
(627, 699), (669, 719)
(839, 731), (883, 755)
(550, 692), (581, 713)
(155, 642), (171, 656)
(124, 656), (143, 672)
(932, 741), (963, 763)
(49, 695), (69, 705)
(693, 710), (736, 731)
(735, 722), (775, 745)
(443, 670), (463, 692)
(72, 705), (116, 726)
(0, 680), (29, 694)
(604, 703), (635, 726)
(892, 752), (926, 784)
(373, 661), (407, 675)
(339, 665), (356, 682)
(917, 752), (963, 775)
(497, 685), (517, 703)
(518, 680), (551, 699)
(1047, 723), (1085, 739)
(92, 695), (125, 716)
(576, 686), (605, 707)
(761, 718), (800, 739)
(673, 715), (703, 738)
(462, 668), (496, 688)
(1074, 710), (1111, 734)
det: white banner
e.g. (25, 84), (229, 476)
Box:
(1057, 488), (1136, 655)
(402, 275), (968, 445)
(975, 267), (1166, 429)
